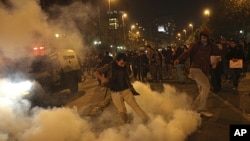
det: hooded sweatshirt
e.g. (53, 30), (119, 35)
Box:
(177, 32), (220, 75)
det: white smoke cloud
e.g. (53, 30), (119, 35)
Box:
(0, 0), (201, 140)
(0, 0), (49, 58)
(46, 2), (96, 55)
(0, 0), (94, 59)
(0, 81), (201, 141)
(20, 107), (94, 141)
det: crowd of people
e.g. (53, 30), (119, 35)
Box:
(81, 29), (250, 120)
(81, 37), (250, 94)
(83, 46), (191, 86)
(83, 36), (249, 91)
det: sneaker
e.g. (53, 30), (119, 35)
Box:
(199, 111), (213, 117)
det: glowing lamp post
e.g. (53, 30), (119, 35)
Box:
(108, 0), (111, 11)
(204, 9), (210, 17)
(183, 29), (186, 41)
(122, 13), (127, 44)
(189, 23), (193, 34)
(203, 9), (210, 28)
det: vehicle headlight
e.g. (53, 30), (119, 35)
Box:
(0, 79), (33, 99)
(12, 81), (33, 96)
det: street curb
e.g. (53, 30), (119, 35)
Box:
(211, 92), (250, 121)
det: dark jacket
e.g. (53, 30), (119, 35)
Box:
(101, 55), (113, 66)
(226, 45), (244, 60)
(96, 61), (139, 95)
(164, 48), (174, 65)
(177, 41), (220, 75)
(173, 47), (185, 64)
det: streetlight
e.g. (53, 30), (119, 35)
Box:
(177, 33), (181, 43)
(108, 0), (111, 11)
(122, 13), (127, 45)
(183, 29), (186, 41)
(189, 23), (193, 33)
(131, 24), (135, 30)
(108, 0), (116, 11)
(136, 31), (140, 36)
(177, 33), (181, 37)
(203, 8), (210, 28)
(204, 9), (210, 17)
(177, 33), (181, 40)
(135, 31), (140, 50)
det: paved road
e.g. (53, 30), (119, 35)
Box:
(64, 71), (250, 141)
(149, 77), (250, 141)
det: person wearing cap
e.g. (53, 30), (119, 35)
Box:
(174, 29), (221, 117)
(94, 53), (149, 123)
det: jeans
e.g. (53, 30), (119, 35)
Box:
(190, 68), (210, 111)
(166, 64), (173, 78)
(229, 68), (242, 88)
(176, 64), (185, 82)
(151, 64), (162, 81)
(210, 62), (223, 92)
(111, 89), (149, 122)
(222, 58), (230, 80)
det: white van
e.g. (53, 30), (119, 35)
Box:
(30, 49), (82, 94)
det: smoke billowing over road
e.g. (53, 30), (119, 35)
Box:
(0, 80), (201, 141)
(0, 0), (201, 141)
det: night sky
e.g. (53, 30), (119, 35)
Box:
(42, 0), (217, 29)
(120, 0), (217, 28)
